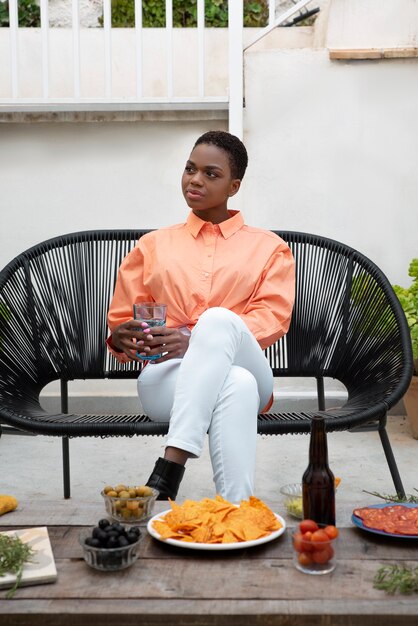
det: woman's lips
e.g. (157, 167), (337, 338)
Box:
(186, 189), (204, 199)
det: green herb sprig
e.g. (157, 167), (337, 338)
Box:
(363, 489), (418, 504)
(0, 534), (34, 599)
(374, 564), (418, 595)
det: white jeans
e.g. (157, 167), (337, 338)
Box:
(137, 307), (273, 502)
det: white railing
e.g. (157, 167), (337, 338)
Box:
(0, 0), (314, 137)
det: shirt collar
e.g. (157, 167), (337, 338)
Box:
(186, 210), (244, 239)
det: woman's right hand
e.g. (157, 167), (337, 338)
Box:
(110, 319), (148, 361)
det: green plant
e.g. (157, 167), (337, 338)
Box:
(374, 564), (418, 595)
(393, 259), (418, 366)
(100, 0), (268, 29)
(0, 0), (41, 27)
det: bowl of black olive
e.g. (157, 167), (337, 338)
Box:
(79, 519), (142, 571)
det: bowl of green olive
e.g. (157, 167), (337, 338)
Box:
(101, 483), (158, 524)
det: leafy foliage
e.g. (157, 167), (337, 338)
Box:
(374, 564), (418, 595)
(393, 259), (418, 362)
(0, 0), (268, 29)
(101, 0), (268, 29)
(0, 0), (40, 27)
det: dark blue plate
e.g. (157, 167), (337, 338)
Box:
(351, 503), (418, 539)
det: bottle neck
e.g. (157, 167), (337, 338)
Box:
(309, 416), (329, 466)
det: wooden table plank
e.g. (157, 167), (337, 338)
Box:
(1, 525), (417, 626)
(1, 599), (418, 626)
(1, 555), (417, 601)
(1, 526), (416, 561)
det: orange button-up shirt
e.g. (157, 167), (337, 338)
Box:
(107, 211), (295, 358)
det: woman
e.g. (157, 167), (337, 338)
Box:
(107, 130), (295, 503)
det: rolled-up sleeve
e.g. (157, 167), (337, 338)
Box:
(106, 242), (152, 361)
(238, 243), (295, 350)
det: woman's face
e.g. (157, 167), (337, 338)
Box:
(181, 143), (241, 223)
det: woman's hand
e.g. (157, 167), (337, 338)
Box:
(110, 321), (190, 362)
(110, 319), (149, 361)
(139, 326), (190, 362)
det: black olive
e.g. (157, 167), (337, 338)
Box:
(106, 536), (120, 549)
(92, 528), (108, 543)
(130, 526), (141, 537)
(105, 530), (120, 540)
(118, 536), (129, 548)
(98, 519), (110, 529)
(126, 531), (139, 544)
(113, 523), (125, 534)
(85, 537), (101, 548)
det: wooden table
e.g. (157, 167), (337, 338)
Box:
(1, 518), (417, 626)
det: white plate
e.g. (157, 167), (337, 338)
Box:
(146, 509), (286, 551)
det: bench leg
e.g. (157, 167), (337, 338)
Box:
(62, 437), (71, 499)
(61, 379), (71, 499)
(378, 420), (406, 498)
(316, 376), (325, 411)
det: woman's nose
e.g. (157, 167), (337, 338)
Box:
(190, 170), (203, 185)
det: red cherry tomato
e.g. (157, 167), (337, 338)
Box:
(327, 544), (335, 560)
(293, 531), (304, 553)
(311, 529), (330, 544)
(299, 519), (319, 534)
(324, 525), (339, 540)
(312, 547), (331, 564)
(301, 531), (315, 552)
(298, 552), (313, 567)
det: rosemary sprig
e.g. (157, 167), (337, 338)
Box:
(0, 533), (34, 599)
(362, 489), (418, 504)
(374, 564), (418, 595)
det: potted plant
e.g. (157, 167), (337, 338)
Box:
(393, 259), (418, 438)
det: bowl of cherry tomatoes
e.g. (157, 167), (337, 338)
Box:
(292, 519), (339, 575)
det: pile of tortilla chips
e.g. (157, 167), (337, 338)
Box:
(152, 495), (282, 544)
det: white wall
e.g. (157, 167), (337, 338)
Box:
(1, 42), (417, 290)
(243, 48), (418, 288)
(0, 118), (228, 269)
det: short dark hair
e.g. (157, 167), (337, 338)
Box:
(193, 130), (248, 180)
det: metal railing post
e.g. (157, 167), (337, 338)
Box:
(228, 0), (244, 139)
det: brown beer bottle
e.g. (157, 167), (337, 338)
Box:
(302, 415), (336, 525)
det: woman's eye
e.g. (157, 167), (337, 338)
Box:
(206, 171), (217, 178)
(185, 165), (195, 173)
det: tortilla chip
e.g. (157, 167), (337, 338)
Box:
(152, 495), (282, 544)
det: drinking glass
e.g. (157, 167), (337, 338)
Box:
(292, 525), (337, 575)
(133, 303), (167, 360)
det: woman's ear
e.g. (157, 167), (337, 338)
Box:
(228, 179), (241, 197)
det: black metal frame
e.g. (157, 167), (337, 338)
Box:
(0, 230), (414, 499)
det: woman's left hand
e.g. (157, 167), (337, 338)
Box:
(138, 327), (190, 362)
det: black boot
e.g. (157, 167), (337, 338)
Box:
(146, 457), (185, 500)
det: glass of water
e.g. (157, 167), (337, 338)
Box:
(133, 303), (167, 360)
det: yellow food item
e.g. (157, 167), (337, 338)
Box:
(285, 497), (303, 518)
(0, 495), (18, 516)
(136, 485), (153, 497)
(118, 490), (130, 498)
(126, 500), (140, 511)
(153, 495), (281, 544)
(335, 477), (342, 488)
(103, 484), (155, 520)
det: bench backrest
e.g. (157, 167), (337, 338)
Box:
(0, 230), (412, 410)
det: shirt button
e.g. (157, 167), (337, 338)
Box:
(204, 272), (209, 277)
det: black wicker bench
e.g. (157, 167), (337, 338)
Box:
(0, 230), (413, 498)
